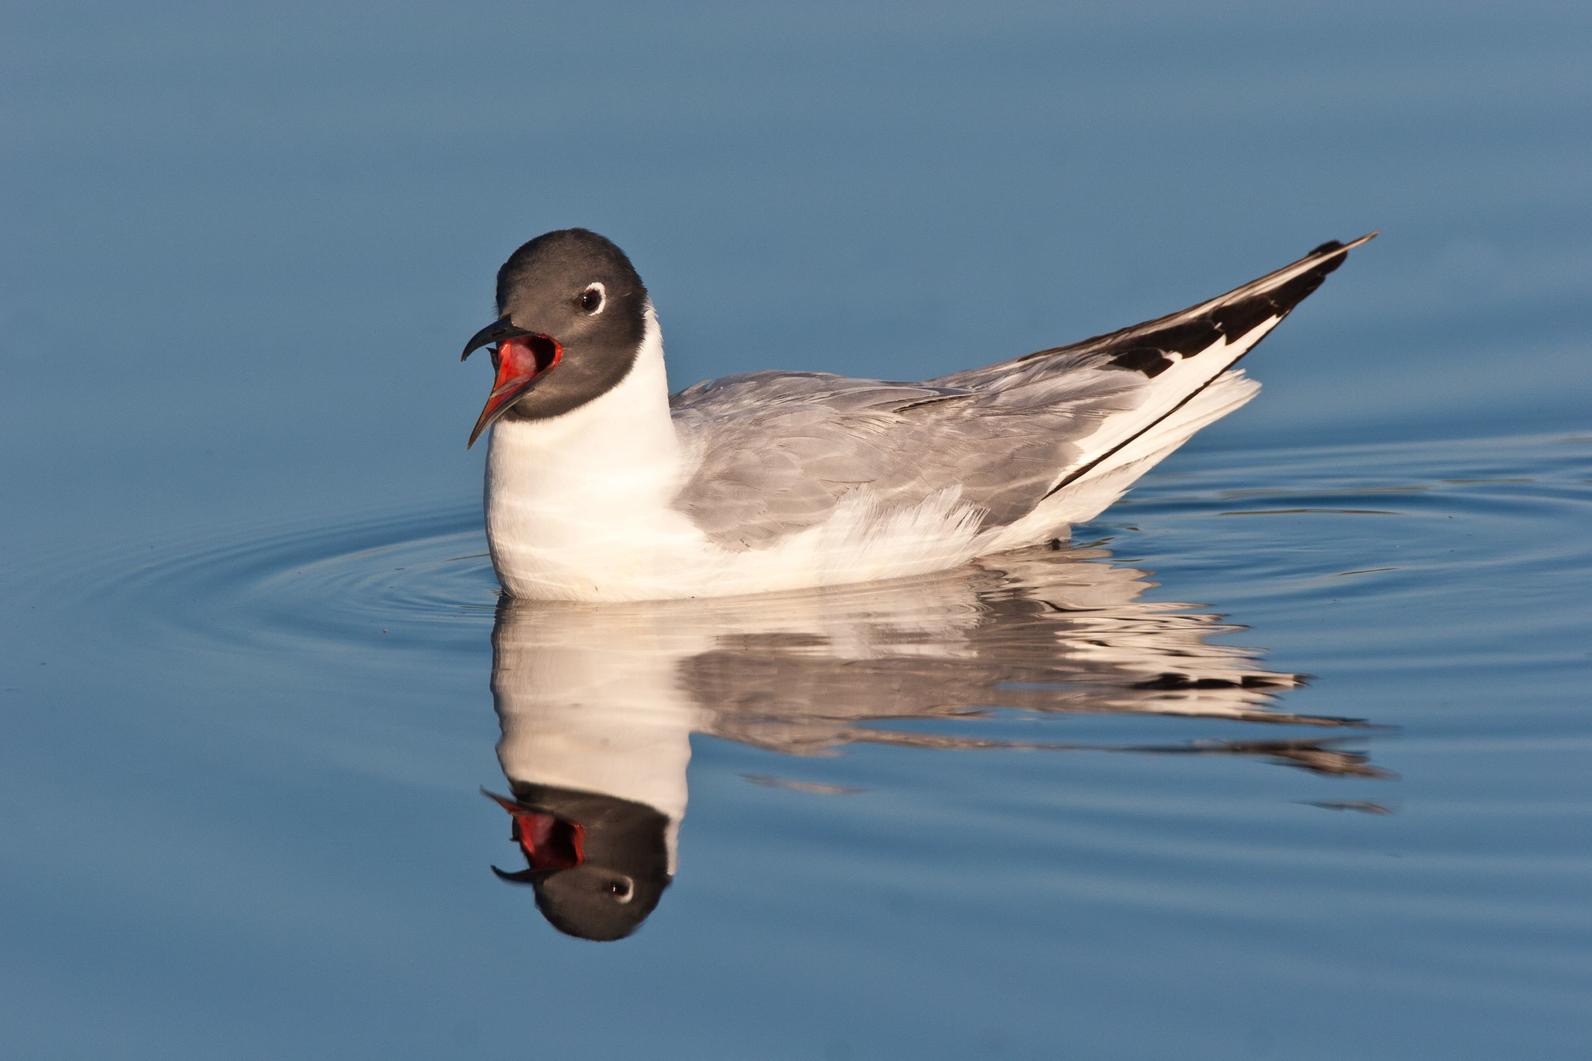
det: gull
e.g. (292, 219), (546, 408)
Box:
(460, 229), (1373, 601)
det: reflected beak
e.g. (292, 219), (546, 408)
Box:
(461, 318), (564, 448)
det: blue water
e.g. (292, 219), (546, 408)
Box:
(4, 3), (1592, 1058)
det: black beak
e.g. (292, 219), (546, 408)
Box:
(460, 317), (536, 362)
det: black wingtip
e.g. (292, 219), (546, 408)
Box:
(1306, 231), (1378, 277)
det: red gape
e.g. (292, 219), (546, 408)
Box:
(470, 334), (564, 447)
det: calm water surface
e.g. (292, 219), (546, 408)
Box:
(4, 3), (1592, 1059)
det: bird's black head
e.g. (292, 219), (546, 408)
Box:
(460, 228), (650, 445)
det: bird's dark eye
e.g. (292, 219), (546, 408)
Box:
(579, 283), (605, 314)
(605, 877), (633, 902)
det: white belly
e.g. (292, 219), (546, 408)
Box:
(489, 462), (992, 602)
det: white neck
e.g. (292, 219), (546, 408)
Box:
(484, 308), (694, 599)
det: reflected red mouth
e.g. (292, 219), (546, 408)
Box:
(485, 790), (586, 872)
(469, 333), (562, 447)
(511, 810), (585, 871)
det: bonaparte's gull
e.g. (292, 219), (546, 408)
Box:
(460, 229), (1373, 601)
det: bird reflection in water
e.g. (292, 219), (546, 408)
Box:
(483, 544), (1386, 941)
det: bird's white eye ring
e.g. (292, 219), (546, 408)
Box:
(579, 283), (605, 315)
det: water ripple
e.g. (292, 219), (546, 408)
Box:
(29, 433), (1591, 684)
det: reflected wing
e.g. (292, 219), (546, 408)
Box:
(491, 544), (1388, 781)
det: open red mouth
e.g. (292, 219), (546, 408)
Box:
(468, 332), (563, 447)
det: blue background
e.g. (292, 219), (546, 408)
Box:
(4, 3), (1590, 1058)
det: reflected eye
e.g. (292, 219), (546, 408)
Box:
(605, 877), (633, 903)
(579, 283), (605, 314)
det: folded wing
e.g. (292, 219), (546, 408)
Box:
(671, 234), (1374, 549)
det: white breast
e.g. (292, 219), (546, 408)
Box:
(484, 309), (707, 600)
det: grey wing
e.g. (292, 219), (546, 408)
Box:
(672, 235), (1374, 549)
(670, 370), (1108, 549)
